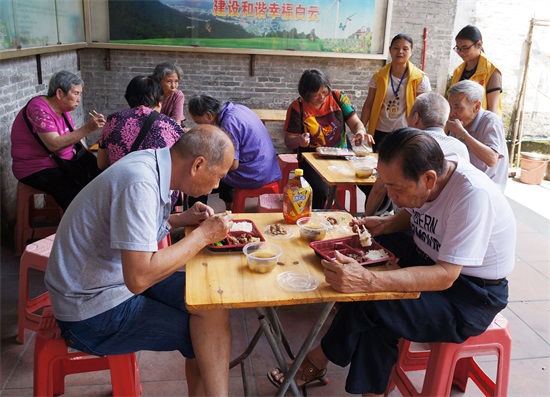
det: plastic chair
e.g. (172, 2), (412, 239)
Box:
(34, 306), (141, 397)
(277, 153), (299, 191)
(259, 193), (283, 213)
(386, 314), (512, 397)
(17, 234), (55, 344)
(18, 233), (171, 345)
(333, 186), (358, 213)
(14, 182), (63, 256)
(233, 181), (280, 213)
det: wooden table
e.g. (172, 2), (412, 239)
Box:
(185, 212), (419, 396)
(251, 109), (287, 125)
(302, 152), (377, 212)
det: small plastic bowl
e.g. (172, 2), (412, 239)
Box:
(353, 163), (374, 178)
(297, 217), (331, 242)
(243, 242), (282, 273)
(352, 145), (372, 157)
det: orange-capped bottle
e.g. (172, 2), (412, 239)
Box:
(282, 169), (312, 224)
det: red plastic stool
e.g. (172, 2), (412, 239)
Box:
(17, 234), (55, 344)
(386, 314), (512, 397)
(34, 306), (141, 397)
(14, 182), (63, 256)
(333, 185), (358, 213)
(233, 181), (280, 213)
(259, 193), (283, 213)
(277, 153), (298, 191)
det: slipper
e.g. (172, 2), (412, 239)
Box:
(267, 356), (329, 389)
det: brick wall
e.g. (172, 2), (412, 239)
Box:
(0, 0), (459, 242)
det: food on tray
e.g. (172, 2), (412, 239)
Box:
(266, 223), (288, 236)
(326, 216), (338, 225)
(230, 221), (253, 233)
(315, 147), (354, 157)
(358, 225), (373, 247)
(345, 248), (389, 263)
(227, 233), (260, 245)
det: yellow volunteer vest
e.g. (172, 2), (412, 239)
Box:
(367, 61), (427, 136)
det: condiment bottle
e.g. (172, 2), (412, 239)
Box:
(282, 169), (312, 223)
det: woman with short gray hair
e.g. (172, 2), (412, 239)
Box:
(10, 70), (105, 210)
(152, 62), (186, 125)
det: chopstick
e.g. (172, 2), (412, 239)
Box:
(88, 110), (100, 118)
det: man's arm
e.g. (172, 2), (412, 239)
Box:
(323, 251), (462, 294)
(446, 119), (499, 167)
(122, 209), (232, 294)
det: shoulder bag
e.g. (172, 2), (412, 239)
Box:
(22, 97), (101, 189)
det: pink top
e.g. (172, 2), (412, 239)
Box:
(160, 89), (185, 122)
(11, 96), (75, 179)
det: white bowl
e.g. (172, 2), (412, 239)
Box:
(243, 242), (282, 273)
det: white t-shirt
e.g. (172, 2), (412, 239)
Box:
(424, 127), (470, 161)
(368, 74), (431, 133)
(407, 156), (515, 279)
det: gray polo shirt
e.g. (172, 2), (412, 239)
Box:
(45, 148), (172, 321)
(467, 109), (509, 192)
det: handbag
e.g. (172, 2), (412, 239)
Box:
(22, 98), (102, 188)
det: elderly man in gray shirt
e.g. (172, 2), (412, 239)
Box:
(446, 79), (509, 192)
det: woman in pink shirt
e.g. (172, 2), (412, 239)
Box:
(152, 62), (186, 126)
(10, 70), (105, 210)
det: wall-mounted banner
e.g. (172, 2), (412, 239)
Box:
(109, 0), (389, 55)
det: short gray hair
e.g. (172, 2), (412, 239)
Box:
(47, 71), (83, 97)
(152, 62), (183, 81)
(447, 80), (484, 103)
(411, 92), (450, 127)
(172, 124), (234, 166)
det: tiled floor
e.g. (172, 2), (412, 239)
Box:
(1, 177), (549, 396)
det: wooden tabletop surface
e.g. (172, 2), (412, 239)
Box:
(302, 152), (377, 186)
(185, 212), (419, 310)
(251, 109), (287, 123)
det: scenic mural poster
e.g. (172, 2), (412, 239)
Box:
(109, 0), (387, 54)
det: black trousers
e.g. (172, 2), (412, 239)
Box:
(20, 167), (82, 211)
(320, 232), (509, 394)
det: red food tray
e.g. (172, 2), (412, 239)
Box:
(309, 235), (395, 267)
(206, 220), (265, 252)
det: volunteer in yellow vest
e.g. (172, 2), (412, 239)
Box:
(361, 34), (431, 152)
(451, 25), (502, 116)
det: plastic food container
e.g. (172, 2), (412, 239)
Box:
(207, 220), (265, 252)
(309, 235), (395, 267)
(353, 162), (374, 178)
(243, 242), (282, 273)
(352, 145), (372, 157)
(297, 217), (331, 242)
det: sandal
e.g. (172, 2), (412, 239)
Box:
(267, 355), (329, 389)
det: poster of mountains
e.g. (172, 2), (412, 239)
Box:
(109, 0), (382, 54)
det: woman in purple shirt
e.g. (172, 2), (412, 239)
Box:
(188, 94), (281, 210)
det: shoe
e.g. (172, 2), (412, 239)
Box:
(267, 355), (328, 389)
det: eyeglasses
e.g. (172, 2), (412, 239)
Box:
(453, 42), (477, 54)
